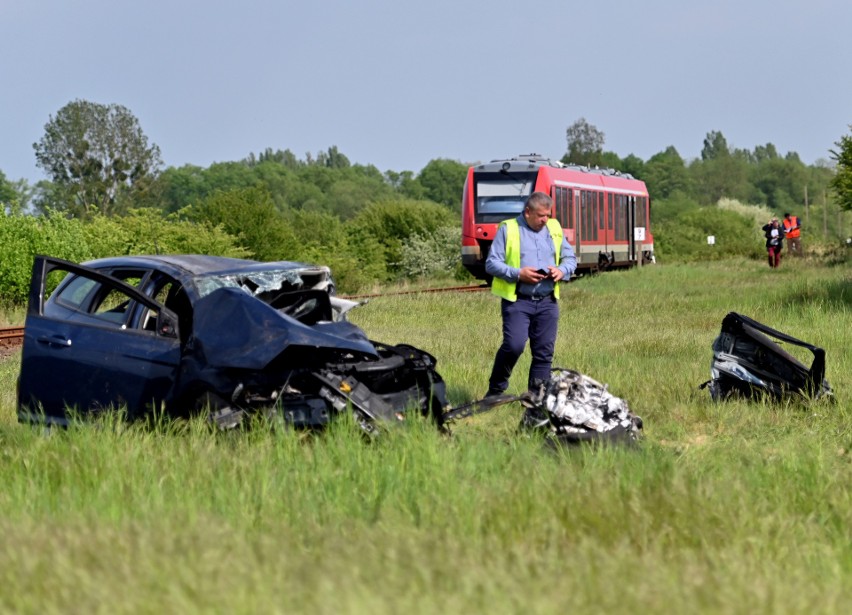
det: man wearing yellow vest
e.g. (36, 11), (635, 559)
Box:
(783, 212), (802, 256)
(485, 191), (577, 397)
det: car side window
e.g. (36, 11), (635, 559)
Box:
(47, 272), (141, 329)
(53, 275), (99, 310)
(91, 287), (133, 323)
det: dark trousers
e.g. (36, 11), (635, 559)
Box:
(488, 296), (559, 394)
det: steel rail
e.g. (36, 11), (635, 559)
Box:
(0, 284), (489, 347)
(0, 326), (24, 350)
(343, 284), (489, 300)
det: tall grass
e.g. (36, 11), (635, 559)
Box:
(0, 259), (850, 613)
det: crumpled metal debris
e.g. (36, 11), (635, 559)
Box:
(700, 312), (833, 401)
(520, 368), (643, 445)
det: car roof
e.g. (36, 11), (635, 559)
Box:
(82, 255), (323, 278)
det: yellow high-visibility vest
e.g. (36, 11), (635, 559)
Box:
(491, 218), (562, 301)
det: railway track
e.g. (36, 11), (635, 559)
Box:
(342, 284), (489, 300)
(0, 285), (487, 352)
(0, 326), (25, 351)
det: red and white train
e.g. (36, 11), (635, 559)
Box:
(461, 154), (654, 279)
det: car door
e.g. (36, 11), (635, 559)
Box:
(18, 257), (182, 425)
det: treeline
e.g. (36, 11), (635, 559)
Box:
(563, 120), (847, 260)
(1, 103), (849, 306)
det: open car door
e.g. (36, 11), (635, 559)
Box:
(18, 256), (182, 426)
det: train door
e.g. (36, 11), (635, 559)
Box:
(627, 196), (637, 263)
(606, 193), (613, 254)
(573, 189), (581, 254)
(551, 186), (576, 251)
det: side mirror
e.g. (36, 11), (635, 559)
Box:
(156, 309), (180, 339)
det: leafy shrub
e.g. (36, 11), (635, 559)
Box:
(180, 187), (299, 261)
(0, 210), (245, 306)
(0, 212), (90, 305)
(83, 209), (248, 259)
(654, 200), (764, 262)
(282, 209), (388, 292)
(353, 199), (455, 274)
(400, 226), (468, 279)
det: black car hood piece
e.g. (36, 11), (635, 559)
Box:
(701, 312), (832, 400)
(190, 287), (378, 370)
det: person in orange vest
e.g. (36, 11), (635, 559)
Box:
(783, 212), (802, 256)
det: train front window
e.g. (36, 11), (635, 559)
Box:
(473, 172), (536, 223)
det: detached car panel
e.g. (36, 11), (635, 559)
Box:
(18, 255), (448, 429)
(702, 312), (832, 401)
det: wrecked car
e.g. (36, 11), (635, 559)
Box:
(17, 255), (448, 431)
(700, 312), (832, 401)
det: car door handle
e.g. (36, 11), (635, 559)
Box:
(37, 335), (72, 348)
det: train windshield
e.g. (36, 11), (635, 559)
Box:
(474, 172), (536, 223)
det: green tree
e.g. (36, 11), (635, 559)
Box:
(154, 165), (210, 213)
(416, 158), (468, 209)
(689, 133), (751, 205)
(385, 170), (426, 200)
(0, 170), (17, 212)
(315, 146), (350, 169)
(563, 117), (605, 167)
(33, 100), (162, 217)
(180, 186), (298, 261)
(644, 147), (690, 199)
(830, 126), (852, 211)
(701, 130), (730, 161)
(750, 154), (807, 211)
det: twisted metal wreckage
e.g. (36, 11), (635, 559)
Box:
(443, 369), (643, 445)
(700, 312), (833, 402)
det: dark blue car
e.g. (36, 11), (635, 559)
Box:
(18, 255), (448, 431)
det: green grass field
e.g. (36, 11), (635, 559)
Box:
(0, 258), (850, 613)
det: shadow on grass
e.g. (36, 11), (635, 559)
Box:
(784, 278), (851, 311)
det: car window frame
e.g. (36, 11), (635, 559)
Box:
(30, 255), (180, 339)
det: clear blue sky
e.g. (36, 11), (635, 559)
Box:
(2, 0), (850, 183)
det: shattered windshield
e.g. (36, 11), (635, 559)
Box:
(193, 268), (332, 300)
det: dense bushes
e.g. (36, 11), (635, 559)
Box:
(0, 210), (245, 306)
(654, 206), (764, 261)
(650, 196), (840, 262)
(0, 193), (468, 305)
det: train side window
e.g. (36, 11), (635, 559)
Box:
(608, 193), (613, 230)
(619, 195), (629, 241)
(636, 196), (647, 227)
(568, 190), (574, 229)
(599, 192), (605, 230)
(554, 187), (566, 228)
(580, 190), (598, 242)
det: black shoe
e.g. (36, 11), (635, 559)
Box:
(485, 389), (504, 398)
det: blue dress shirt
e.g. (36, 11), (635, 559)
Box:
(485, 214), (577, 296)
